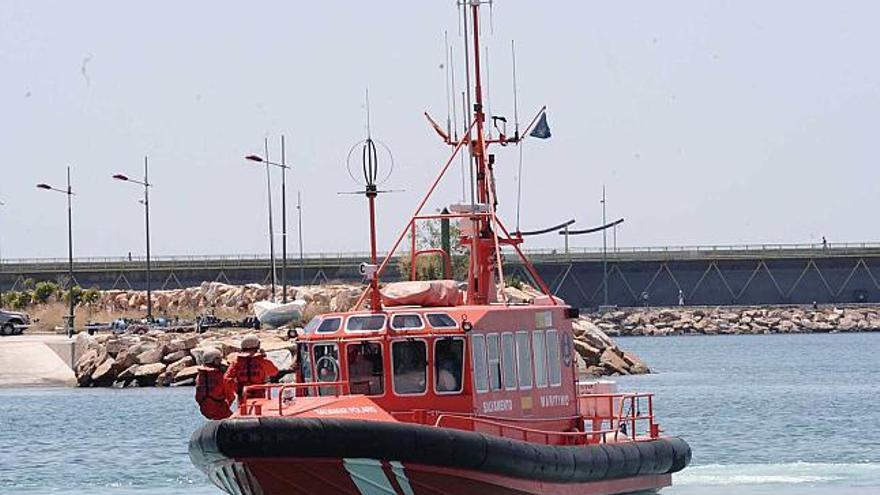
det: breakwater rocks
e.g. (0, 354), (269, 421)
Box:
(572, 318), (649, 377)
(88, 282), (364, 315)
(73, 330), (294, 388)
(587, 306), (880, 336)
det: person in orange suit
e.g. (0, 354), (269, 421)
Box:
(225, 334), (279, 402)
(195, 348), (235, 420)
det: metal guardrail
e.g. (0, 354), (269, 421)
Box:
(3, 242), (880, 269)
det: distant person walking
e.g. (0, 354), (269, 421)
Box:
(225, 334), (279, 402)
(822, 237), (828, 249)
(128, 251), (132, 262)
(678, 290), (685, 306)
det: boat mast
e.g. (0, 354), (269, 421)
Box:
(464, 0), (495, 306)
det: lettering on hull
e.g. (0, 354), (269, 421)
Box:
(314, 406), (380, 416)
(482, 399), (513, 414)
(539, 394), (570, 408)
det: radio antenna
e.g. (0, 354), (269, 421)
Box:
(342, 95), (400, 310)
(485, 46), (493, 139)
(364, 88), (372, 139)
(513, 39), (524, 230)
(444, 31), (452, 138)
(489, 0), (495, 34)
(461, 4), (475, 209)
(512, 39), (520, 136)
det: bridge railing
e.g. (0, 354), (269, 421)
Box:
(4, 241), (880, 268)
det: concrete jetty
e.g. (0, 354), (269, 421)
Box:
(0, 334), (76, 388)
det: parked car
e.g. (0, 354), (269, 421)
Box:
(0, 309), (32, 336)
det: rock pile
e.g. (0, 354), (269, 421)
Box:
(571, 318), (649, 377)
(588, 306), (880, 336)
(73, 330), (294, 388)
(87, 282), (364, 316)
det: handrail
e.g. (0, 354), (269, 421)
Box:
(578, 392), (658, 442)
(433, 413), (616, 445)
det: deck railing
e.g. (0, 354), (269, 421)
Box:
(578, 392), (659, 442)
(238, 383), (660, 446)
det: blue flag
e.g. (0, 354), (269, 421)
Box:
(529, 111), (551, 139)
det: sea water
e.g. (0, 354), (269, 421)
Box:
(617, 333), (880, 494)
(0, 333), (877, 494)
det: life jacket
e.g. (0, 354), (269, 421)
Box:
(195, 365), (232, 420)
(235, 353), (266, 387)
(196, 366), (227, 403)
(231, 352), (277, 400)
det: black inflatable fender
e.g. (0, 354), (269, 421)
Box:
(601, 443), (626, 479)
(666, 436), (692, 474)
(190, 417), (693, 484)
(572, 443), (609, 481)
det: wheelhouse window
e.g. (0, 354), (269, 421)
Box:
(546, 330), (562, 387)
(347, 342), (384, 396)
(314, 344), (340, 396)
(487, 334), (502, 391)
(317, 317), (342, 333)
(391, 313), (424, 330)
(392, 340), (427, 395)
(426, 313), (457, 329)
(303, 318), (321, 335)
(515, 331), (532, 389)
(533, 331), (548, 388)
(501, 333), (517, 390)
(346, 314), (386, 332)
(434, 337), (464, 394)
(471, 334), (489, 393)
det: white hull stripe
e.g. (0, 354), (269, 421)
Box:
(343, 458), (398, 495)
(389, 461), (415, 495)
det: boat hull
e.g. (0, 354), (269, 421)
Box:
(206, 457), (671, 495)
(190, 417), (691, 495)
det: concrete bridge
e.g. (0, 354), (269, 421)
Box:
(3, 242), (880, 309)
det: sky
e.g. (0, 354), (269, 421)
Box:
(1, 1), (878, 260)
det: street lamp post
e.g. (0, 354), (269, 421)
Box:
(280, 136), (288, 302)
(601, 185), (608, 307)
(297, 191), (304, 286)
(245, 147), (291, 302)
(0, 201), (5, 307)
(37, 167), (76, 337)
(113, 156), (153, 320)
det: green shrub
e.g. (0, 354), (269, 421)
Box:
(396, 220), (468, 282)
(81, 288), (101, 305)
(4, 291), (31, 310)
(62, 286), (84, 305)
(32, 281), (59, 304)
